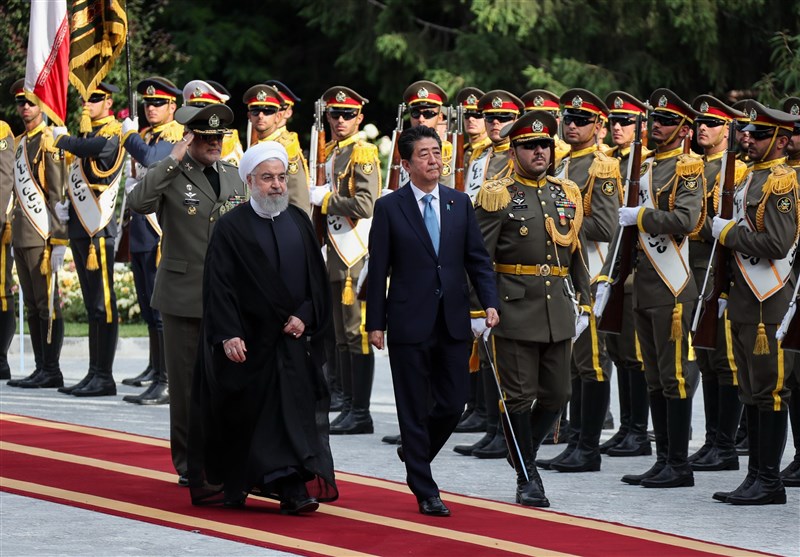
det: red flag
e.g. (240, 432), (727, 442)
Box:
(24, 0), (70, 126)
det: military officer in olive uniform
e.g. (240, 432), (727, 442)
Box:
(128, 103), (246, 485)
(309, 87), (381, 435)
(598, 91), (652, 458)
(521, 89), (570, 166)
(475, 91), (524, 183)
(785, 97), (800, 169)
(0, 120), (16, 380)
(474, 110), (591, 507)
(687, 95), (750, 473)
(6, 82), (68, 389)
(713, 102), (799, 505)
(243, 83), (310, 214)
(596, 88), (705, 489)
(182, 80), (243, 166)
(538, 89), (621, 474)
(119, 76), (185, 405)
(54, 83), (124, 397)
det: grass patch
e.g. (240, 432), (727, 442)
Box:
(15, 322), (149, 338)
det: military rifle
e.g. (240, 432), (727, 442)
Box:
(386, 103), (406, 191)
(453, 105), (465, 192)
(691, 122), (737, 349)
(778, 278), (800, 352)
(309, 99), (327, 245)
(597, 113), (643, 334)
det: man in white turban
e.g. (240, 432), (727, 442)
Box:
(187, 140), (338, 513)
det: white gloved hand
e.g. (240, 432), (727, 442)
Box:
(717, 298), (728, 319)
(593, 281), (610, 318)
(712, 216), (733, 240)
(122, 116), (139, 136)
(355, 258), (369, 295)
(310, 184), (331, 207)
(125, 176), (139, 194)
(54, 200), (70, 224)
(777, 303), (796, 341)
(471, 317), (488, 338)
(124, 157), (134, 179)
(50, 245), (66, 270)
(573, 313), (589, 342)
(52, 126), (68, 141)
(618, 206), (640, 227)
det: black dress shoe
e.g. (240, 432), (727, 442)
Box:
(7, 369), (43, 387)
(280, 496), (319, 514)
(397, 446), (405, 462)
(471, 435), (508, 459)
(178, 474), (189, 487)
(382, 433), (401, 445)
(418, 496), (450, 516)
(454, 412), (487, 433)
(58, 373), (93, 395)
(121, 366), (156, 387)
(124, 381), (170, 405)
(640, 464), (694, 488)
(72, 375), (116, 397)
(17, 372), (63, 389)
(453, 431), (494, 456)
(780, 459), (800, 487)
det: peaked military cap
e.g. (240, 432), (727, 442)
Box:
(265, 80), (301, 106)
(455, 87), (484, 110)
(175, 104), (234, 134)
(740, 100), (800, 133)
(242, 84), (282, 109)
(561, 88), (608, 118)
(650, 88), (696, 123)
(183, 80), (230, 106)
(692, 94), (745, 124)
(781, 97), (800, 133)
(9, 79), (25, 97)
(403, 80), (448, 107)
(501, 111), (558, 143)
(605, 91), (648, 118)
(321, 86), (368, 109)
(137, 77), (181, 100)
(521, 89), (560, 113)
(477, 90), (524, 114)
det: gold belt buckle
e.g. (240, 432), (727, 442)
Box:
(515, 264), (523, 275)
(540, 264), (551, 276)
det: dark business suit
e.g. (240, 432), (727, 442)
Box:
(366, 183), (498, 501)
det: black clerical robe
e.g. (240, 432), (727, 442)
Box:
(187, 202), (337, 506)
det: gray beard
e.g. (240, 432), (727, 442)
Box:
(251, 190), (289, 214)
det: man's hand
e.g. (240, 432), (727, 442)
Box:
(55, 200), (70, 224)
(52, 126), (68, 142)
(485, 307), (499, 328)
(125, 176), (139, 194)
(122, 116), (139, 136)
(593, 281), (610, 317)
(712, 216), (732, 240)
(368, 330), (384, 350)
(170, 132), (193, 161)
(282, 315), (305, 339)
(573, 313), (589, 342)
(50, 245), (66, 271)
(310, 184), (331, 207)
(471, 318), (488, 338)
(223, 337), (247, 363)
(618, 207), (640, 227)
(717, 298), (728, 319)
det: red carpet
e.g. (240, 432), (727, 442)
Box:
(0, 413), (776, 557)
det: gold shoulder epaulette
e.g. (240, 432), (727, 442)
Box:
(442, 140), (453, 163)
(733, 159), (751, 185)
(549, 175), (582, 203)
(160, 121), (184, 144)
(676, 152), (704, 178)
(764, 164), (798, 196)
(588, 150), (620, 179)
(351, 140), (379, 165)
(642, 147), (655, 159)
(599, 143), (614, 155)
(0, 121), (11, 140)
(475, 177), (513, 212)
(97, 119), (122, 138)
(276, 131), (301, 159)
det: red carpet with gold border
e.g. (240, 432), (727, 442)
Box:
(0, 413), (778, 557)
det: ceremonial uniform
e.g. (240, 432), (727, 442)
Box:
(521, 89), (570, 166)
(120, 77), (184, 404)
(128, 104), (245, 481)
(313, 87), (381, 435)
(475, 111), (591, 507)
(0, 121), (16, 380)
(547, 89), (620, 474)
(183, 80), (243, 166)
(713, 101), (799, 505)
(55, 83), (124, 397)
(400, 81), (454, 189)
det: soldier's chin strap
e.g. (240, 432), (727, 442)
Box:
(757, 129), (780, 163)
(661, 115), (688, 147)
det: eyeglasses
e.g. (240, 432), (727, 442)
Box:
(696, 118), (725, 128)
(195, 133), (224, 143)
(249, 107), (278, 116)
(516, 139), (552, 150)
(748, 129), (775, 141)
(143, 98), (170, 107)
(328, 109), (359, 121)
(84, 94), (108, 104)
(609, 116), (636, 127)
(15, 98), (35, 107)
(484, 113), (516, 124)
(563, 114), (597, 127)
(463, 111), (483, 120)
(651, 113), (681, 127)
(253, 173), (286, 183)
(410, 109), (439, 119)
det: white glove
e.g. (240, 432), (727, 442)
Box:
(124, 157), (134, 179)
(122, 116), (138, 136)
(593, 281), (610, 318)
(54, 200), (70, 224)
(125, 176), (139, 194)
(471, 317), (488, 338)
(50, 245), (66, 270)
(310, 184), (331, 207)
(355, 258), (369, 295)
(777, 303), (796, 341)
(52, 126), (68, 141)
(618, 207), (640, 227)
(573, 313), (589, 342)
(712, 216), (733, 240)
(717, 298), (727, 319)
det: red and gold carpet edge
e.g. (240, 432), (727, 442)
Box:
(0, 413), (776, 557)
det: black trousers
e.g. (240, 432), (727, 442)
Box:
(131, 247), (161, 329)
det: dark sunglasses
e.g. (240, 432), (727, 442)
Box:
(249, 107), (278, 116)
(463, 111), (483, 120)
(15, 98), (35, 107)
(143, 98), (170, 107)
(651, 113), (681, 127)
(484, 113), (515, 124)
(516, 139), (552, 150)
(696, 118), (725, 128)
(328, 109), (359, 121)
(84, 94), (109, 104)
(195, 133), (224, 143)
(410, 109), (439, 119)
(749, 129), (775, 141)
(609, 116), (636, 127)
(563, 114), (597, 127)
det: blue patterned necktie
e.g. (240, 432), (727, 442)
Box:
(422, 193), (440, 255)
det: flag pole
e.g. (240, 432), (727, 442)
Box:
(124, 8), (136, 121)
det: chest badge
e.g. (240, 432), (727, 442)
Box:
(519, 224), (529, 236)
(188, 206), (197, 216)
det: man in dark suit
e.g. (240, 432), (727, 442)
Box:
(366, 125), (499, 517)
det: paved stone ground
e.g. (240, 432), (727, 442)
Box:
(1, 336), (798, 556)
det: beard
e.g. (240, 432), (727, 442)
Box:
(251, 188), (289, 214)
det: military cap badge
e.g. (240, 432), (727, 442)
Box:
(532, 120), (544, 132)
(417, 87), (429, 99)
(700, 101), (709, 113)
(146, 85), (156, 96)
(256, 90), (267, 102)
(534, 96), (545, 107)
(335, 90), (346, 103)
(572, 96), (583, 109)
(492, 97), (503, 109)
(791, 104), (799, 116)
(614, 97), (623, 109)
(466, 94), (477, 105)
(209, 114), (220, 128)
(0, 139), (7, 151)
(192, 87), (203, 98)
(658, 95), (668, 108)
(750, 108), (757, 121)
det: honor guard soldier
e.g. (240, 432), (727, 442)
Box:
(128, 103), (246, 486)
(456, 87), (492, 203)
(400, 81), (454, 188)
(53, 82), (124, 397)
(732, 100), (754, 165)
(183, 80), (243, 166)
(309, 87), (381, 435)
(537, 89), (620, 474)
(265, 79), (301, 132)
(521, 89), (570, 165)
(477, 90), (524, 182)
(0, 120), (15, 380)
(687, 95), (750, 472)
(598, 88), (705, 488)
(598, 91), (652, 458)
(712, 101), (800, 505)
(784, 97), (800, 169)
(119, 76), (185, 405)
(243, 83), (310, 213)
(6, 82), (68, 389)
(474, 111), (591, 506)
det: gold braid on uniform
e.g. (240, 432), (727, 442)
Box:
(475, 177), (513, 212)
(89, 119), (126, 179)
(441, 141), (453, 176)
(712, 159), (751, 214)
(585, 151), (622, 215)
(755, 163), (798, 233)
(544, 176), (583, 253)
(349, 140), (379, 198)
(157, 120), (185, 144)
(674, 153), (706, 235)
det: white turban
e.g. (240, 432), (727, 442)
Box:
(238, 141), (289, 183)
